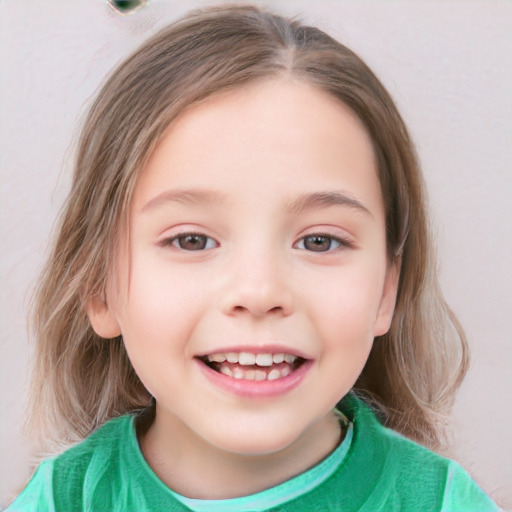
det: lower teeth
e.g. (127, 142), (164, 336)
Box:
(218, 364), (292, 381)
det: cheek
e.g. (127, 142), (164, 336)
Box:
(307, 264), (386, 338)
(112, 265), (203, 397)
(313, 270), (381, 383)
(113, 256), (207, 355)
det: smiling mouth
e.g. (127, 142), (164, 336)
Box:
(197, 352), (307, 381)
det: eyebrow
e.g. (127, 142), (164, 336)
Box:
(285, 190), (372, 216)
(140, 188), (229, 213)
(140, 188), (371, 217)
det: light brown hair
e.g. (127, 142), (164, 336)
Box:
(27, 4), (468, 456)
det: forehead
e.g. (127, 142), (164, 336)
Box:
(132, 79), (381, 216)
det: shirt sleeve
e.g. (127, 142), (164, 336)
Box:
(3, 461), (56, 512)
(440, 462), (500, 512)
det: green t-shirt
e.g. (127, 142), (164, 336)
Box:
(6, 394), (498, 512)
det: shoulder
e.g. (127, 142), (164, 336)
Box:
(41, 413), (133, 492)
(377, 427), (497, 510)
(338, 394), (499, 511)
(5, 414), (134, 512)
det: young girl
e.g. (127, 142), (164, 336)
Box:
(6, 4), (498, 511)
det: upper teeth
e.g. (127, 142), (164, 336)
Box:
(207, 352), (297, 366)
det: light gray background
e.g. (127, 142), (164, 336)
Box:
(1, 0), (510, 509)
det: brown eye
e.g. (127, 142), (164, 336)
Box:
(298, 235), (343, 252)
(173, 234), (216, 251)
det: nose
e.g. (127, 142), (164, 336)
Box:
(220, 250), (295, 318)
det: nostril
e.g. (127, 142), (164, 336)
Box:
(231, 304), (284, 316)
(222, 281), (294, 318)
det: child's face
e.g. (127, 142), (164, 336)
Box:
(89, 79), (398, 456)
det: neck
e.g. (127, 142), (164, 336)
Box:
(138, 406), (343, 500)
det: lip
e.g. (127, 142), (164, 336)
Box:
(195, 354), (313, 399)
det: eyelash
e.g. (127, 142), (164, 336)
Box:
(159, 232), (352, 253)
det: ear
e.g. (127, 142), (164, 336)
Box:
(373, 259), (400, 337)
(86, 293), (122, 339)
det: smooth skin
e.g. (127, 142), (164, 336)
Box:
(88, 79), (399, 499)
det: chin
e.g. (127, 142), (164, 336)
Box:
(208, 425), (306, 458)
